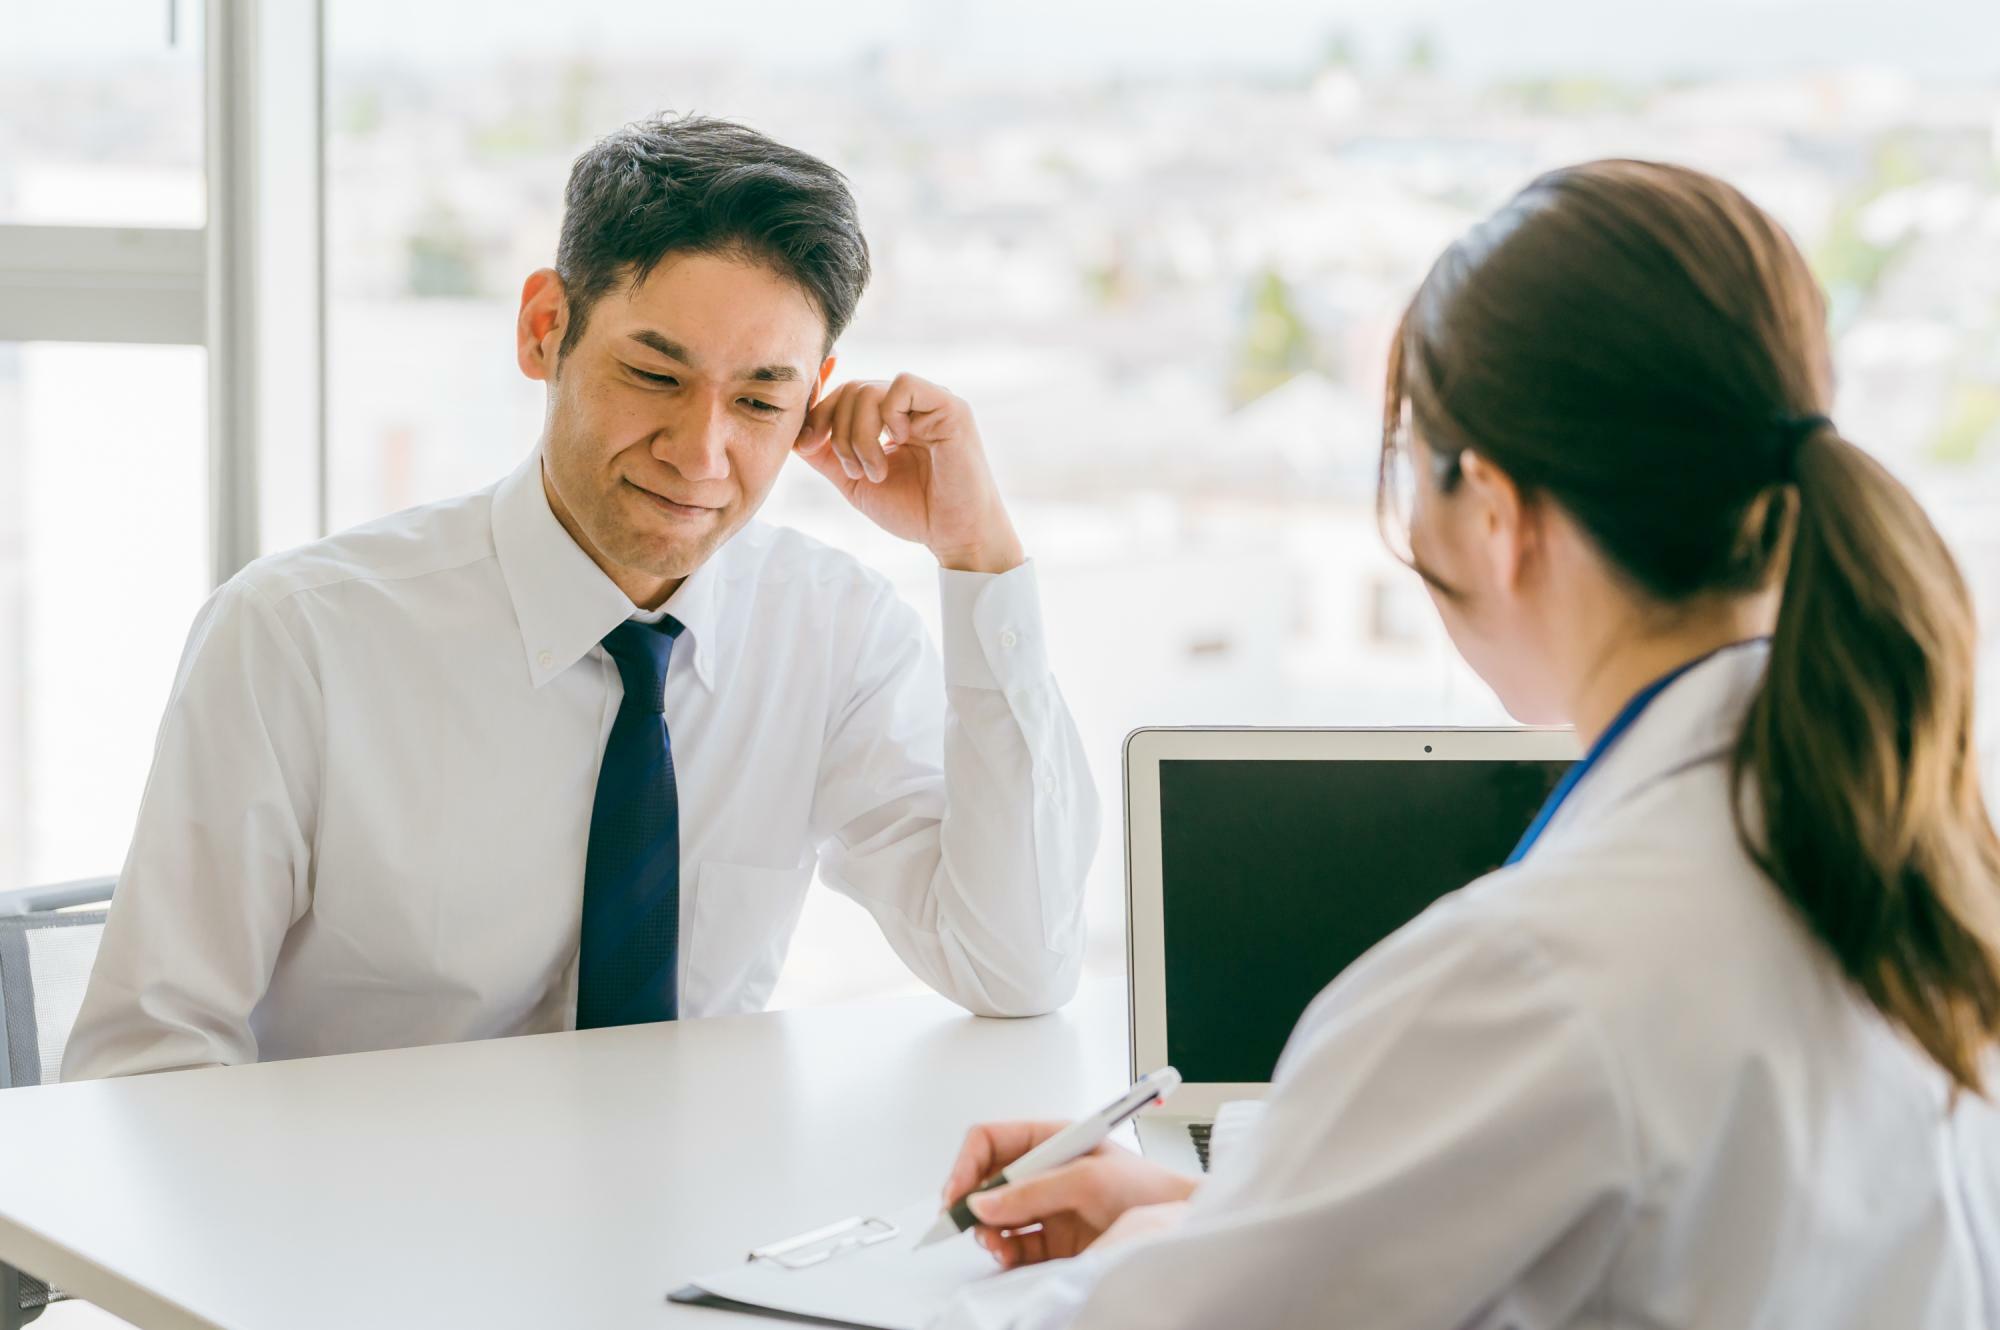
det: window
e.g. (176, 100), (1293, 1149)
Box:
(0, 2), (214, 893)
(1, 0), (318, 893)
(0, 343), (210, 886)
(1369, 578), (1426, 648)
(0, 1), (204, 228)
(321, 1), (2000, 1006)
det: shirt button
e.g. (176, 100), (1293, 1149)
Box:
(999, 629), (1020, 650)
(1041, 773), (1058, 795)
(537, 651), (553, 669)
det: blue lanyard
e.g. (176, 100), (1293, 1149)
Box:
(1504, 642), (1754, 866)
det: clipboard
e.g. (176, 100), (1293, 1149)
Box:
(669, 1199), (997, 1330)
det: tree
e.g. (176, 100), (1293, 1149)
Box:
(1231, 268), (1318, 405)
(405, 200), (484, 299)
(1405, 30), (1440, 76)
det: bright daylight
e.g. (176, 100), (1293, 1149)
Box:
(2, 1), (1998, 1327)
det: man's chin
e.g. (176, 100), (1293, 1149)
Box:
(610, 520), (734, 584)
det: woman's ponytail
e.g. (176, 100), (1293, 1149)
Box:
(1737, 425), (2000, 1094)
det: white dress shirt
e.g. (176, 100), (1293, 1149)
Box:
(938, 642), (2000, 1330)
(64, 451), (1098, 1079)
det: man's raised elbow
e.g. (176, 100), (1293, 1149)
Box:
(962, 951), (1083, 1019)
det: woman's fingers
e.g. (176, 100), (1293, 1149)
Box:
(969, 1149), (1198, 1233)
(941, 1121), (1074, 1205)
(967, 1157), (1112, 1230)
(975, 1212), (1097, 1270)
(975, 1222), (1042, 1271)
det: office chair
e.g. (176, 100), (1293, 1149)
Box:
(0, 876), (116, 1330)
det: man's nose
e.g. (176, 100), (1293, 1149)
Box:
(654, 393), (732, 484)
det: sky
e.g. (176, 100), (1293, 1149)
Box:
(11, 0), (2000, 82)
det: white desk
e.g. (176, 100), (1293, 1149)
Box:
(0, 981), (1127, 1330)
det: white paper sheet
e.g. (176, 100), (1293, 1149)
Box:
(683, 1199), (1001, 1330)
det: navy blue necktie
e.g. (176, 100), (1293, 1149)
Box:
(577, 616), (685, 1029)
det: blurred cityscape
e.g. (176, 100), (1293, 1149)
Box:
(320, 43), (2000, 1002)
(5, 14), (2000, 1005)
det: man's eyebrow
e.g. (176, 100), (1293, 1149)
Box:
(626, 331), (803, 384)
(627, 330), (694, 365)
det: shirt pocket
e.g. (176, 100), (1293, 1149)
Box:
(684, 860), (814, 1017)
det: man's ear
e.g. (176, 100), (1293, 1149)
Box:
(1458, 449), (1535, 593)
(516, 269), (568, 382)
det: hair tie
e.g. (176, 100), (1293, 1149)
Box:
(1771, 412), (1832, 483)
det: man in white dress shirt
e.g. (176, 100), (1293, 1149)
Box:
(63, 115), (1099, 1079)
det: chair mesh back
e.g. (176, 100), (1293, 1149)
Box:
(0, 909), (106, 1317)
(0, 909), (108, 1090)
(18, 1277), (52, 1312)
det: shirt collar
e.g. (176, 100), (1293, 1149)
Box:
(490, 451), (721, 692)
(1536, 637), (1772, 849)
(652, 541), (722, 691)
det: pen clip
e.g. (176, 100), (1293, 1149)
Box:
(1106, 1092), (1166, 1132)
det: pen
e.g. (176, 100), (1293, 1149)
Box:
(916, 1066), (1182, 1249)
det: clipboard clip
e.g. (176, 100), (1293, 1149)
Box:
(747, 1215), (899, 1270)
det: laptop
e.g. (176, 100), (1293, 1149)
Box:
(1123, 726), (1578, 1174)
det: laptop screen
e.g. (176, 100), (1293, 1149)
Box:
(1158, 756), (1569, 1085)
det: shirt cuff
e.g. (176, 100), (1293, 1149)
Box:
(939, 559), (1052, 692)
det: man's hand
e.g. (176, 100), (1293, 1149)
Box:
(795, 374), (1025, 574)
(940, 1120), (1200, 1271)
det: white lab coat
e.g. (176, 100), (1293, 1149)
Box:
(938, 641), (2000, 1329)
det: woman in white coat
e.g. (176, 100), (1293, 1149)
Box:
(932, 160), (2000, 1329)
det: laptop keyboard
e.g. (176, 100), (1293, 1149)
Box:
(1188, 1120), (1213, 1172)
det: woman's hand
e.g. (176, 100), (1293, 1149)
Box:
(941, 1120), (1199, 1271)
(1095, 1200), (1193, 1253)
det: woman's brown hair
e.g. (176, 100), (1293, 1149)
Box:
(1381, 159), (2000, 1094)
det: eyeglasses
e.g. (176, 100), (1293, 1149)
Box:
(1379, 414), (1464, 570)
(1380, 417), (1421, 566)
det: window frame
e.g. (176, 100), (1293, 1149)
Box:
(0, 0), (327, 587)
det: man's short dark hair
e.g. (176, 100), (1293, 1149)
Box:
(554, 114), (871, 358)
